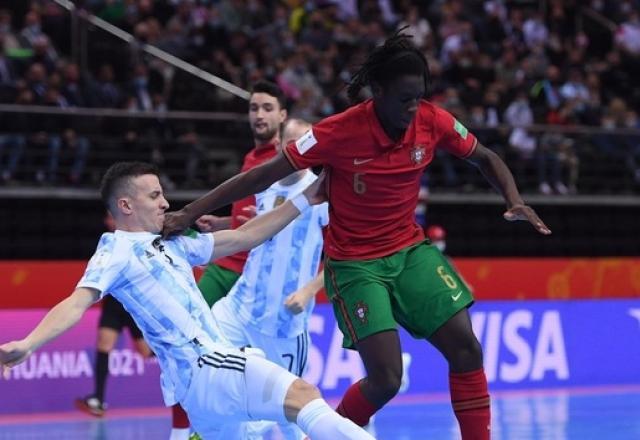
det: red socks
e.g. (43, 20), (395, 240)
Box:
(450, 368), (491, 440)
(335, 380), (378, 427)
(171, 403), (190, 429)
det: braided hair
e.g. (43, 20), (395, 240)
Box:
(347, 30), (429, 103)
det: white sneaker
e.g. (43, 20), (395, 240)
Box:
(399, 352), (412, 393)
(554, 182), (569, 195)
(364, 415), (377, 436)
(539, 182), (552, 195)
(75, 395), (106, 417)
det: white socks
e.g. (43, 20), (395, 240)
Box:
(296, 399), (376, 440)
(169, 427), (190, 440)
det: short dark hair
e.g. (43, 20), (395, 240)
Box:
(100, 161), (160, 209)
(250, 80), (286, 109)
(347, 30), (429, 102)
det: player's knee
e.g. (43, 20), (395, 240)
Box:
(289, 378), (321, 404)
(283, 379), (321, 421)
(450, 335), (483, 370)
(370, 369), (402, 401)
(96, 328), (118, 351)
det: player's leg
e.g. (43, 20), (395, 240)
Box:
(340, 331), (402, 425)
(75, 296), (122, 416)
(395, 241), (490, 439)
(243, 328), (312, 439)
(245, 354), (376, 440)
(197, 263), (240, 308)
(207, 298), (273, 439)
(429, 309), (489, 439)
(325, 257), (403, 426)
(181, 348), (374, 439)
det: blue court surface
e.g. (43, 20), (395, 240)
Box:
(0, 386), (638, 439)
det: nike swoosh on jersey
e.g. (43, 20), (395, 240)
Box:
(451, 291), (463, 301)
(353, 158), (373, 165)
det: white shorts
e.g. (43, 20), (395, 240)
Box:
(180, 346), (298, 439)
(212, 298), (310, 377)
(210, 298), (310, 439)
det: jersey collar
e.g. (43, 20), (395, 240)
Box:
(365, 100), (414, 149)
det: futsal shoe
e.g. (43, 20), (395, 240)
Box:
(75, 395), (106, 417)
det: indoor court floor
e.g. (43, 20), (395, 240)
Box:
(1, 385), (638, 439)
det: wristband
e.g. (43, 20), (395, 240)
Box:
(290, 193), (310, 213)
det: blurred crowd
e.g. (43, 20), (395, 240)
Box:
(0, 0), (639, 193)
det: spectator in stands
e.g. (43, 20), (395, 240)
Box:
(523, 10), (548, 49)
(504, 89), (537, 190)
(537, 132), (577, 195)
(36, 86), (91, 184)
(29, 34), (57, 74)
(560, 68), (593, 124)
(0, 9), (20, 52)
(0, 133), (25, 184)
(0, 38), (18, 102)
(93, 63), (123, 108)
(398, 5), (432, 49)
(615, 9), (640, 56)
(599, 100), (640, 186)
(26, 62), (47, 102)
(0, 0), (637, 194)
(61, 62), (88, 107)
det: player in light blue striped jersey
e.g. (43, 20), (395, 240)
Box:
(0, 161), (374, 440)
(203, 119), (328, 439)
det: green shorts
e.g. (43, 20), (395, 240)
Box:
(197, 264), (241, 308)
(325, 240), (474, 349)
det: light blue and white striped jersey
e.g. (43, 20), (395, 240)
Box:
(77, 230), (227, 406)
(226, 171), (329, 338)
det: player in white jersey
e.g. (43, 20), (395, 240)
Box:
(0, 162), (375, 440)
(205, 119), (327, 439)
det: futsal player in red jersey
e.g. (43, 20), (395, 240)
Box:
(163, 33), (551, 439)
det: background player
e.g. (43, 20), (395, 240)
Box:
(0, 161), (374, 440)
(162, 32), (551, 440)
(75, 211), (154, 417)
(205, 118), (327, 439)
(197, 80), (287, 307)
(170, 79), (289, 440)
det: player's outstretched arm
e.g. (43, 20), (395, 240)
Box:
(210, 172), (326, 260)
(163, 153), (295, 237)
(466, 143), (552, 235)
(285, 270), (325, 315)
(0, 287), (100, 377)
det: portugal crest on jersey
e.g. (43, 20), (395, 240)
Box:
(410, 145), (426, 165)
(354, 301), (369, 325)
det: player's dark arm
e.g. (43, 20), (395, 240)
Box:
(466, 143), (551, 235)
(163, 153), (295, 236)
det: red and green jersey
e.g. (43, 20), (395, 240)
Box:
(215, 141), (278, 273)
(283, 99), (476, 260)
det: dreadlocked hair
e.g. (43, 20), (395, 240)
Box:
(347, 29), (429, 103)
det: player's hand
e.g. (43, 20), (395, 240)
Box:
(504, 204), (552, 235)
(162, 209), (193, 238)
(235, 206), (257, 225)
(196, 215), (230, 232)
(302, 170), (327, 205)
(0, 340), (31, 379)
(284, 288), (313, 315)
